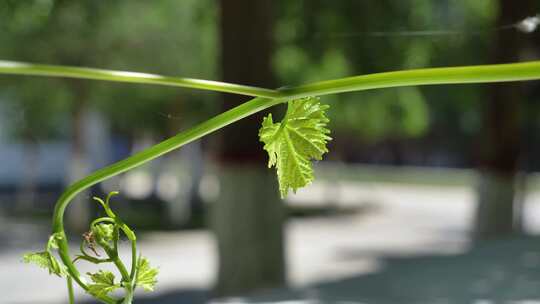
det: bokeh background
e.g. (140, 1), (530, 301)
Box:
(2, 0), (540, 303)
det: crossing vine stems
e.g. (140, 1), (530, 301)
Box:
(4, 59), (540, 303)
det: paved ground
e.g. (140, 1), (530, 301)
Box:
(3, 181), (540, 303)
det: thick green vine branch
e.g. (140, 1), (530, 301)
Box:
(280, 60), (540, 98)
(52, 96), (284, 304)
(5, 59), (540, 303)
(3, 60), (540, 99)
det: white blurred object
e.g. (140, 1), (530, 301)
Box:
(156, 172), (180, 201)
(199, 173), (220, 203)
(159, 155), (192, 226)
(122, 170), (153, 199)
(516, 15), (540, 33)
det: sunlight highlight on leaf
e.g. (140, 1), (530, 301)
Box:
(259, 97), (331, 198)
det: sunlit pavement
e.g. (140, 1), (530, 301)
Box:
(3, 181), (540, 303)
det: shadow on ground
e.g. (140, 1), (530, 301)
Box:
(308, 236), (540, 303)
(85, 289), (209, 304)
(125, 236), (540, 304)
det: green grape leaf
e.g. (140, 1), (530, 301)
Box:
(92, 223), (114, 242)
(259, 97), (331, 198)
(87, 270), (120, 298)
(136, 257), (159, 292)
(23, 251), (68, 277)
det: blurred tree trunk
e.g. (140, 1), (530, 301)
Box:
(473, 0), (530, 239)
(212, 0), (286, 296)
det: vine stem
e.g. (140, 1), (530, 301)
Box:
(67, 276), (74, 304)
(0, 60), (281, 98)
(2, 60), (540, 99)
(52, 96), (286, 303)
(2, 59), (540, 303)
(281, 60), (540, 98)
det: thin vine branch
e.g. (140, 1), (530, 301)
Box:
(5, 59), (540, 303)
(0, 60), (282, 98)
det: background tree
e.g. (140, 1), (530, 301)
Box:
(474, 0), (535, 239)
(211, 0), (286, 296)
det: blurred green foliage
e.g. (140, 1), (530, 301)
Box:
(274, 0), (499, 146)
(0, 0), (218, 140)
(1, 0), (537, 165)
